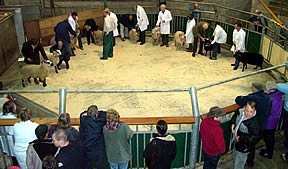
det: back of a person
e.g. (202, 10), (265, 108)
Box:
(253, 91), (271, 128)
(266, 90), (283, 129)
(14, 121), (38, 149)
(33, 140), (57, 160)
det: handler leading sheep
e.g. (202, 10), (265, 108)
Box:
(50, 40), (71, 70)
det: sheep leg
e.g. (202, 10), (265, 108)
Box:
(245, 64), (248, 69)
(34, 78), (39, 84)
(22, 79), (25, 88)
(55, 66), (58, 73)
(242, 64), (245, 72)
(254, 66), (258, 70)
(42, 79), (47, 87)
(27, 77), (32, 83)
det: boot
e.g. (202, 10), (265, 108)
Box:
(186, 44), (193, 52)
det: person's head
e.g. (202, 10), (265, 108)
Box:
(35, 124), (48, 140)
(57, 40), (63, 49)
(251, 82), (265, 93)
(106, 108), (120, 122)
(31, 38), (39, 47)
(87, 105), (99, 118)
(103, 8), (110, 17)
(52, 129), (68, 148)
(202, 22), (209, 30)
(194, 3), (200, 9)
(57, 113), (71, 129)
(160, 4), (166, 12)
(243, 101), (256, 118)
(42, 155), (58, 169)
(2, 100), (16, 115)
(128, 14), (133, 21)
(206, 106), (225, 121)
(264, 81), (276, 94)
(156, 120), (167, 136)
(236, 23), (242, 31)
(71, 12), (78, 20)
(19, 108), (31, 122)
(187, 13), (193, 20)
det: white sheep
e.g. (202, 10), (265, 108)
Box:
(21, 62), (49, 87)
(47, 53), (60, 73)
(152, 27), (161, 46)
(129, 29), (138, 44)
(93, 30), (104, 46)
(174, 31), (186, 50)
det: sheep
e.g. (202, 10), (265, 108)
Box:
(233, 52), (264, 72)
(47, 53), (60, 73)
(204, 39), (213, 57)
(129, 29), (138, 44)
(93, 30), (104, 46)
(21, 62), (50, 87)
(174, 31), (186, 50)
(152, 27), (161, 46)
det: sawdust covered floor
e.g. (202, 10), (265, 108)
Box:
(0, 38), (275, 119)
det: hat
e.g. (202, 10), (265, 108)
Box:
(252, 82), (265, 91)
(207, 106), (226, 118)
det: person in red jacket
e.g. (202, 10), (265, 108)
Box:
(200, 106), (226, 169)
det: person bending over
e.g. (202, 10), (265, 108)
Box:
(50, 40), (71, 70)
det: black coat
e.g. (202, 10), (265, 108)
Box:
(54, 20), (76, 45)
(50, 44), (71, 60)
(21, 40), (48, 64)
(30, 139), (58, 160)
(230, 111), (261, 153)
(118, 14), (137, 30)
(144, 134), (177, 169)
(235, 90), (271, 128)
(84, 19), (98, 32)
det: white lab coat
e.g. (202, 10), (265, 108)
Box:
(68, 15), (76, 32)
(156, 10), (173, 34)
(211, 25), (227, 44)
(12, 120), (38, 169)
(110, 12), (119, 37)
(137, 5), (149, 32)
(234, 28), (246, 52)
(0, 112), (16, 156)
(185, 18), (196, 44)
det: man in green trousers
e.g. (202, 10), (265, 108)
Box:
(101, 8), (115, 60)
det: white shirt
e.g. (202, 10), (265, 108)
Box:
(235, 28), (246, 52)
(110, 12), (119, 37)
(185, 18), (196, 44)
(0, 112), (17, 156)
(136, 5), (149, 31)
(104, 15), (115, 33)
(156, 9), (173, 34)
(211, 25), (227, 44)
(68, 15), (76, 32)
(232, 28), (237, 44)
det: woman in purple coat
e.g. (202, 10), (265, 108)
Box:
(260, 82), (284, 159)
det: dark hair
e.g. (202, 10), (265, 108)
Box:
(19, 108), (31, 121)
(236, 22), (242, 28)
(2, 100), (16, 115)
(246, 101), (256, 109)
(57, 39), (63, 43)
(71, 12), (78, 16)
(57, 113), (71, 129)
(156, 120), (168, 136)
(35, 124), (48, 139)
(42, 155), (58, 169)
(87, 105), (99, 118)
(31, 38), (40, 45)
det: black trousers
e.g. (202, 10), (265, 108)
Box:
(193, 36), (204, 54)
(203, 153), (220, 169)
(263, 129), (276, 157)
(57, 57), (70, 69)
(78, 31), (83, 48)
(139, 30), (146, 43)
(212, 43), (221, 58)
(113, 37), (116, 46)
(161, 34), (169, 45)
(86, 30), (95, 45)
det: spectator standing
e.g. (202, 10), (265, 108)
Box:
(136, 5), (149, 45)
(248, 10), (268, 34)
(210, 23), (227, 60)
(259, 81), (283, 159)
(275, 82), (288, 148)
(107, 9), (119, 46)
(84, 19), (98, 45)
(103, 109), (133, 169)
(48, 113), (79, 142)
(231, 101), (261, 169)
(156, 4), (172, 47)
(200, 106), (226, 169)
(185, 14), (196, 52)
(235, 82), (271, 167)
(52, 129), (86, 169)
(189, 3), (203, 23)
(12, 108), (38, 169)
(192, 21), (209, 57)
(144, 120), (176, 169)
(118, 14), (137, 41)
(27, 124), (58, 169)
(50, 40), (72, 70)
(101, 9), (115, 60)
(79, 105), (107, 169)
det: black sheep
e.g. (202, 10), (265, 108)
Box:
(233, 52), (264, 72)
(204, 39), (213, 57)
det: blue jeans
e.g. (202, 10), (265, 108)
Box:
(109, 162), (129, 169)
(203, 153), (220, 169)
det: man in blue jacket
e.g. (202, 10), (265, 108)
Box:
(235, 82), (271, 167)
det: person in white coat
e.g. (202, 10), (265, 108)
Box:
(11, 108), (38, 169)
(185, 14), (196, 52)
(107, 9), (119, 46)
(68, 12), (78, 32)
(156, 4), (172, 47)
(210, 23), (227, 60)
(136, 5), (149, 45)
(231, 23), (246, 69)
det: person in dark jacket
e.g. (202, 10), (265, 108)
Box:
(84, 19), (98, 45)
(50, 40), (71, 70)
(248, 9), (268, 34)
(27, 124), (58, 169)
(235, 82), (271, 166)
(22, 38), (48, 65)
(79, 105), (107, 169)
(144, 120), (176, 169)
(118, 14), (137, 41)
(52, 129), (86, 169)
(231, 101), (261, 169)
(48, 113), (80, 142)
(192, 21), (209, 57)
(200, 106), (226, 169)
(54, 20), (76, 56)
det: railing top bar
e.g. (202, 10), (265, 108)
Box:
(66, 88), (190, 93)
(0, 90), (59, 94)
(197, 64), (286, 91)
